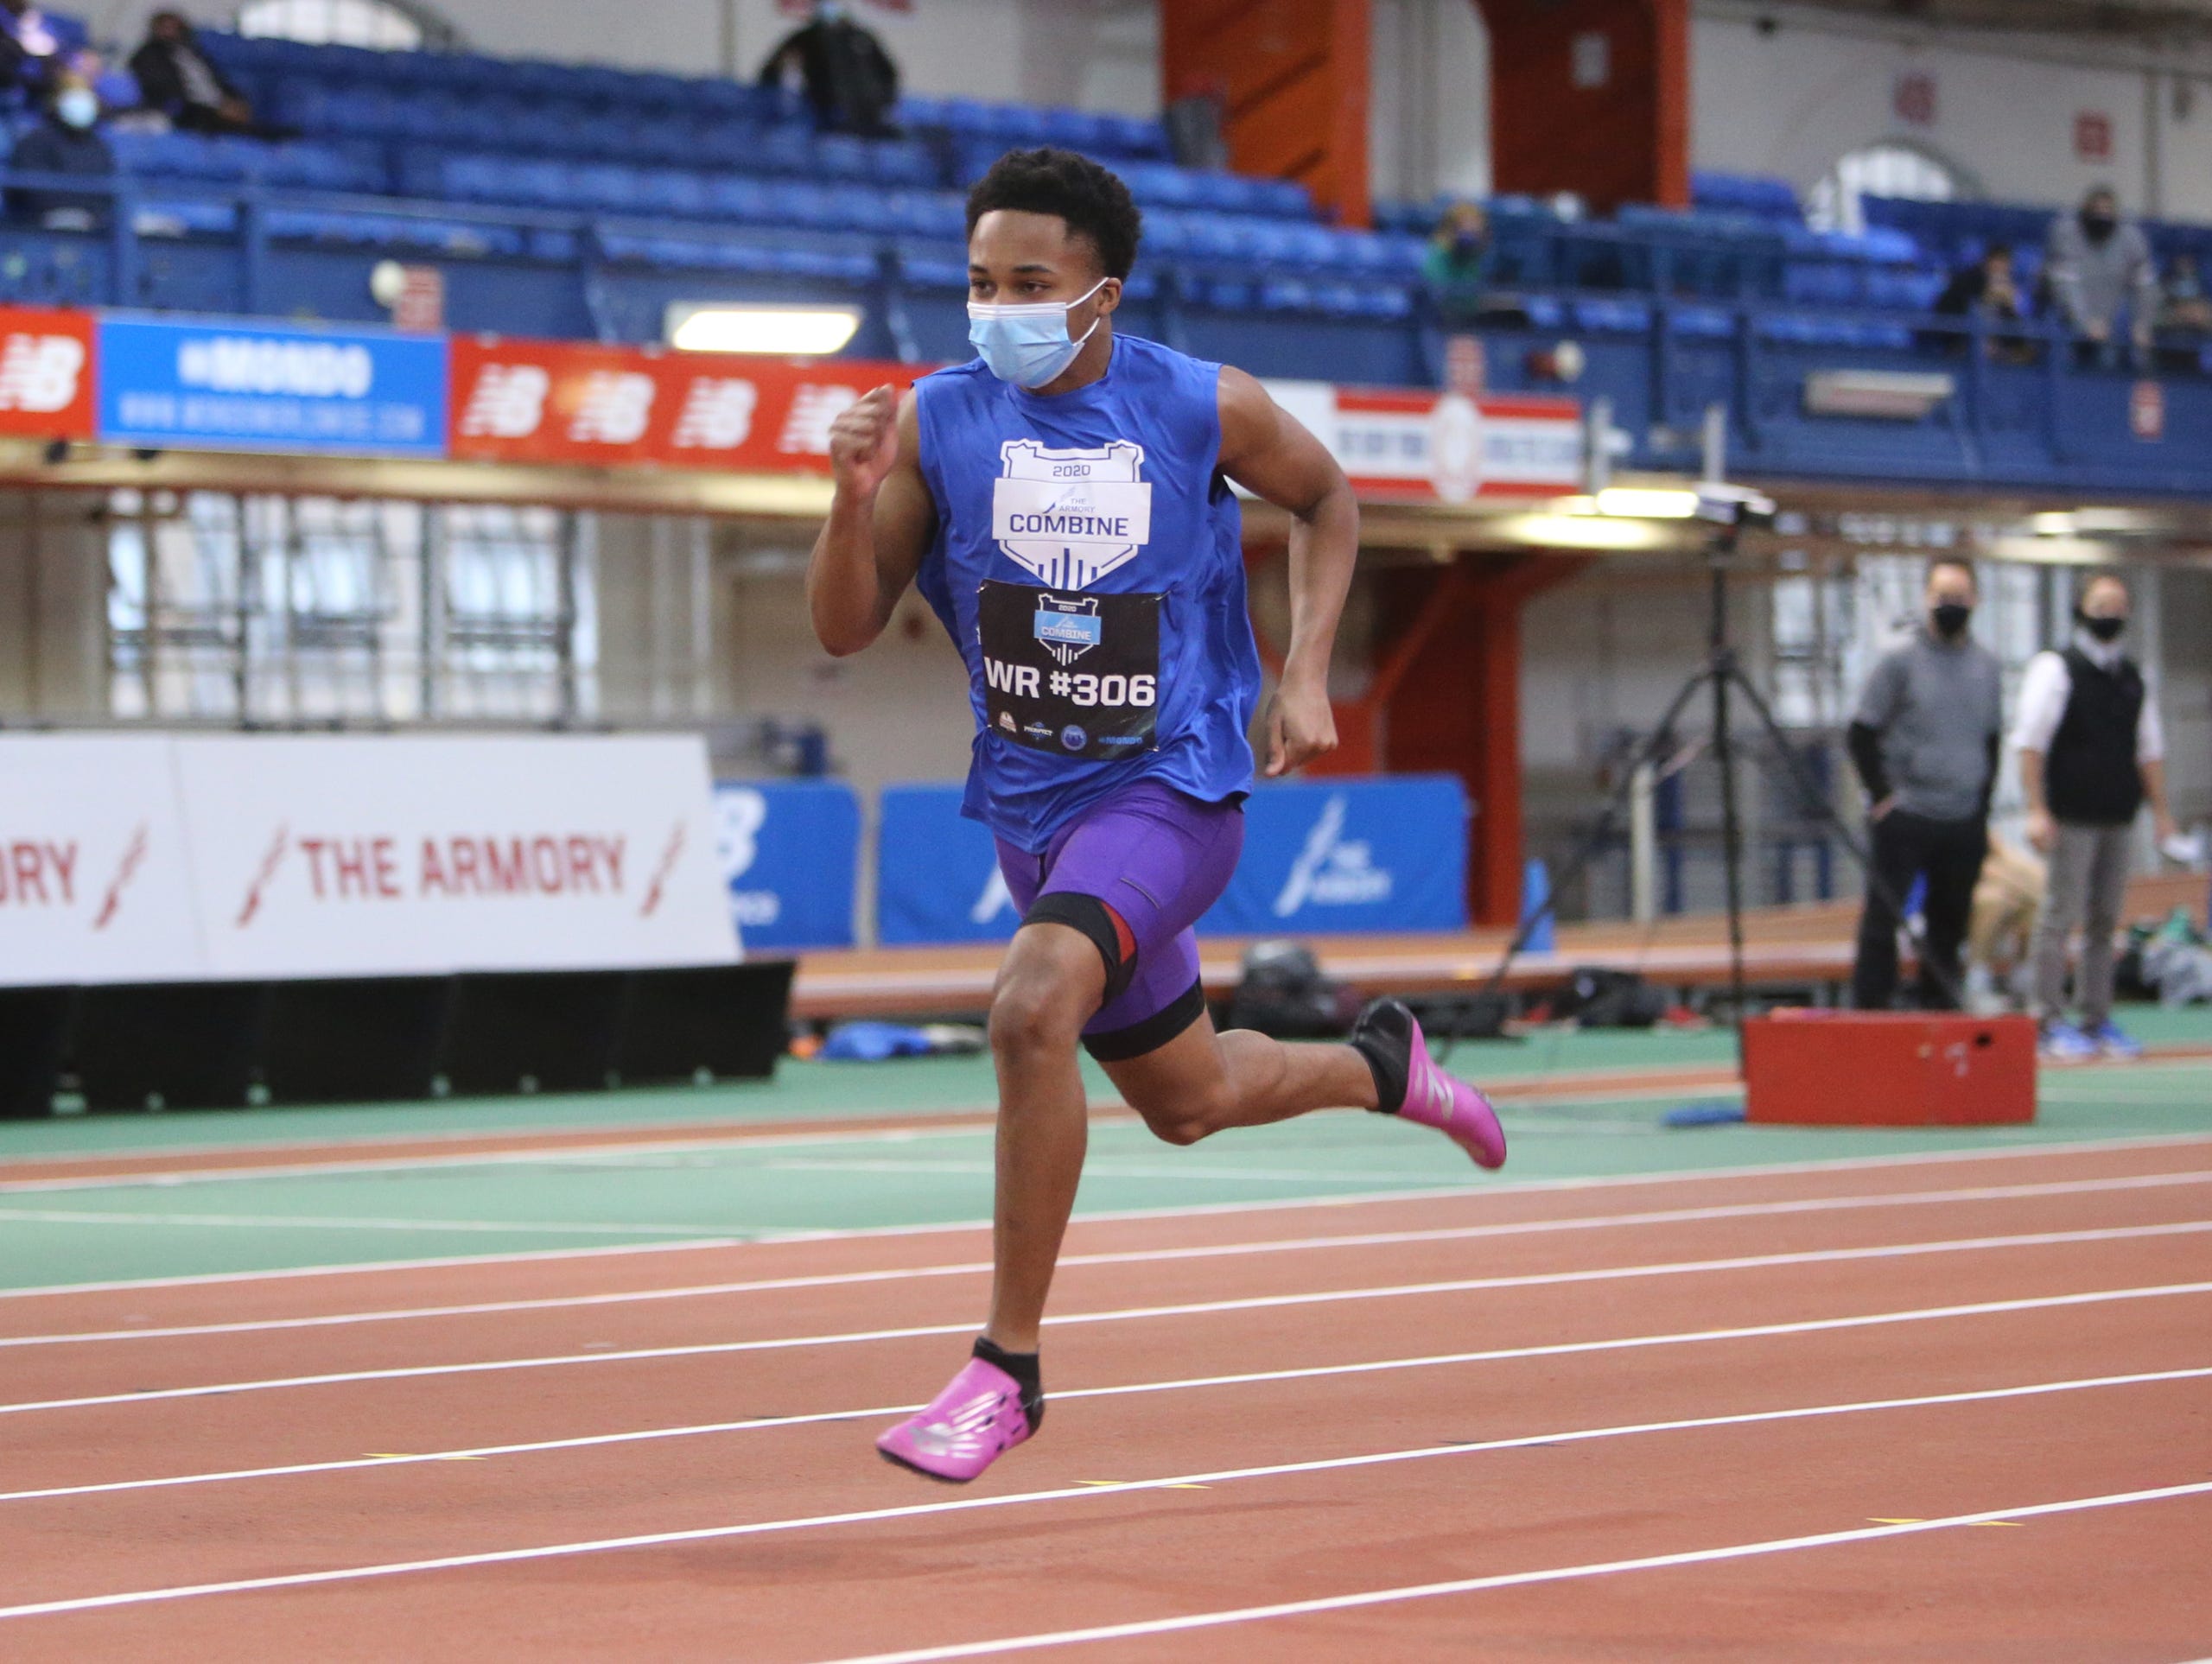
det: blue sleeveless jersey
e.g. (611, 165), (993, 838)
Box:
(913, 333), (1261, 853)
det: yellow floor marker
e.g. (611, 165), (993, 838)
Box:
(1868, 1518), (2020, 1527)
(1077, 1479), (1211, 1491)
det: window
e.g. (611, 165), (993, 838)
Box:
(234, 0), (460, 51)
(105, 491), (593, 724)
(1808, 142), (1967, 235)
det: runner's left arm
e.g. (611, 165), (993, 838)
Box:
(1217, 366), (1357, 777)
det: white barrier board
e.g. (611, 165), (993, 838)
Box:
(0, 734), (737, 985)
(0, 734), (207, 985)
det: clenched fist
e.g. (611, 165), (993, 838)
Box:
(829, 384), (899, 498)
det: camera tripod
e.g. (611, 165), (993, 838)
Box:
(1451, 524), (1962, 1057)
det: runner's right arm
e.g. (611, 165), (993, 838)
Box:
(808, 385), (937, 657)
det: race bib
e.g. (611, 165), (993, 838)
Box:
(977, 579), (1160, 760)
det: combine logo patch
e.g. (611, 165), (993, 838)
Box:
(990, 439), (1153, 588)
(1033, 595), (1103, 665)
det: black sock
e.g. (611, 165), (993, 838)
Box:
(973, 1336), (1046, 1428)
(1350, 998), (1414, 1115)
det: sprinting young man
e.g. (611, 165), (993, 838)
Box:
(807, 148), (1506, 1484)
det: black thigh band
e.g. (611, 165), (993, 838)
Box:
(1024, 892), (1138, 1005)
(1082, 978), (1207, 1064)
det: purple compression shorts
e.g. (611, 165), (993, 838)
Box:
(994, 780), (1245, 1061)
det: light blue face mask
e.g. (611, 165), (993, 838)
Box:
(967, 278), (1107, 390)
(54, 87), (99, 130)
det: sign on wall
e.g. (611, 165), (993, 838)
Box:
(0, 734), (205, 984)
(874, 774), (1471, 947)
(1200, 776), (1469, 936)
(875, 783), (1011, 946)
(95, 314), (449, 457)
(0, 305), (95, 440)
(713, 778), (861, 951)
(448, 336), (912, 473)
(1262, 382), (1583, 505)
(0, 734), (736, 986)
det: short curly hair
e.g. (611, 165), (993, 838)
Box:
(965, 148), (1142, 279)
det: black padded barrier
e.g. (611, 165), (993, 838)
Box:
(260, 976), (453, 1105)
(441, 969), (631, 1096)
(615, 960), (797, 1086)
(0, 985), (75, 1118)
(72, 980), (269, 1111)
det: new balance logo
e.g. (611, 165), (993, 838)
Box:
(568, 372), (656, 445)
(778, 384), (861, 454)
(458, 364), (549, 438)
(670, 377), (759, 450)
(0, 333), (84, 413)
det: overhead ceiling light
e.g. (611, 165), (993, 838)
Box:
(1594, 487), (1700, 519)
(1495, 513), (1674, 552)
(664, 302), (862, 356)
(2030, 511), (2075, 537)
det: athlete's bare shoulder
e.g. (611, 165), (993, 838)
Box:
(1212, 363), (1344, 513)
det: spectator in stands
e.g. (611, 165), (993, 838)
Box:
(1421, 202), (1489, 322)
(0, 0), (82, 96)
(7, 71), (113, 231)
(2158, 251), (2212, 341)
(2014, 573), (2178, 1060)
(1847, 557), (2005, 1012)
(757, 0), (899, 139)
(130, 10), (266, 137)
(2044, 187), (2158, 365)
(1933, 242), (2032, 363)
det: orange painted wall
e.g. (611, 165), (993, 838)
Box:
(1474, 0), (1688, 213)
(1160, 0), (1372, 226)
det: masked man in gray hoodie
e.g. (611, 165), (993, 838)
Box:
(2044, 187), (2160, 365)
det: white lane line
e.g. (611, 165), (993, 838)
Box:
(0, 1209), (768, 1236)
(3, 1369), (2206, 1623)
(7, 1167), (2207, 1350)
(3, 1129), (2207, 1304)
(5, 1223), (2205, 1418)
(1, 1111), (2205, 1203)
(825, 1477), (2212, 1663)
(6, 1285), (2205, 1506)
(0, 1119), (1013, 1197)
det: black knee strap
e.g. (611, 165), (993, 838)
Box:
(1024, 892), (1138, 1005)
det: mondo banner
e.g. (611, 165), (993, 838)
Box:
(96, 313), (449, 457)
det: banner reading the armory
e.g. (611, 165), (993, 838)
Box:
(0, 734), (738, 985)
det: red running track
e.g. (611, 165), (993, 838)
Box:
(0, 1137), (2208, 1661)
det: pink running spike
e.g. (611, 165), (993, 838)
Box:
(1395, 1013), (1508, 1169)
(876, 1356), (1034, 1483)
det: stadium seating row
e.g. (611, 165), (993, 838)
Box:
(195, 32), (1170, 161)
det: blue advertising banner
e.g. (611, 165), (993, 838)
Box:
(95, 314), (448, 457)
(1201, 775), (1469, 936)
(874, 773), (1469, 948)
(876, 783), (1014, 946)
(712, 778), (861, 952)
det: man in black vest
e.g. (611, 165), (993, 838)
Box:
(2015, 573), (2178, 1059)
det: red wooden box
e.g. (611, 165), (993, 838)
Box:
(1741, 1011), (2037, 1127)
